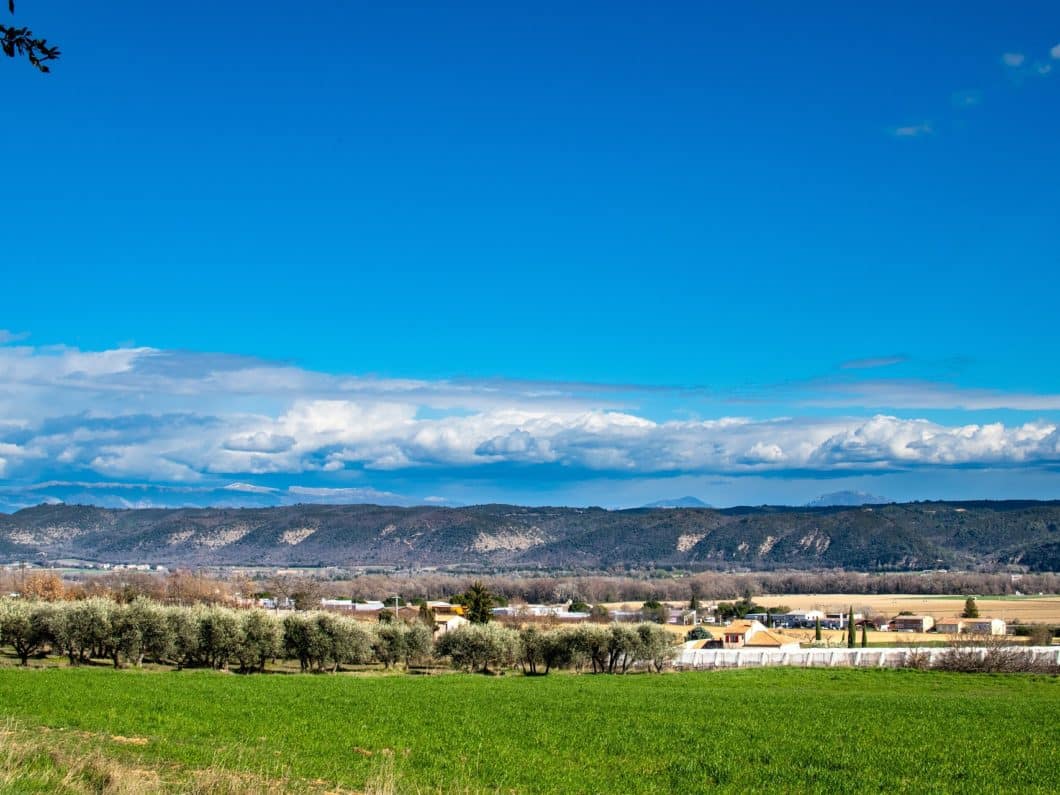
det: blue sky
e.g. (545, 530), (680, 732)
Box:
(1, 1), (1059, 509)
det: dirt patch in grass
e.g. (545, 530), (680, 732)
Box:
(0, 719), (380, 794)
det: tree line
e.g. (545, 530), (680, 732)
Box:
(0, 597), (676, 676)
(302, 571), (1060, 605)
(7, 567), (1056, 612)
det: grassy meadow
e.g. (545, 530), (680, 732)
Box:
(0, 667), (1058, 793)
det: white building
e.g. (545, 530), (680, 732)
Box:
(964, 618), (1006, 636)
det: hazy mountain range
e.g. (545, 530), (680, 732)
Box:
(1, 500), (1058, 572)
(805, 491), (890, 508)
(640, 497), (713, 509)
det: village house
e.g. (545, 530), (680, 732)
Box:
(432, 614), (469, 636)
(425, 601), (465, 617)
(891, 615), (935, 633)
(714, 620), (800, 650)
(743, 628), (801, 651)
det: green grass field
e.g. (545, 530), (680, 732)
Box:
(1, 667), (1058, 793)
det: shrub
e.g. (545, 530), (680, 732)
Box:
(685, 626), (712, 641)
(934, 635), (1059, 674)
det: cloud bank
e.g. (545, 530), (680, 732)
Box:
(1, 339), (1060, 509)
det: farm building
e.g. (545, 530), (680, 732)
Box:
(964, 618), (1006, 636)
(823, 612), (863, 629)
(935, 618), (965, 634)
(891, 615), (935, 632)
(779, 610), (825, 627)
(667, 608), (697, 625)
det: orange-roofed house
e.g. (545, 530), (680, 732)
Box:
(743, 628), (802, 651)
(716, 619), (799, 650)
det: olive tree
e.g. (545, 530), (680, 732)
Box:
(167, 606), (202, 669)
(233, 609), (281, 673)
(106, 599), (173, 668)
(373, 622), (407, 669)
(403, 622), (433, 669)
(48, 598), (113, 665)
(435, 623), (520, 674)
(284, 612), (373, 672)
(634, 622), (676, 672)
(571, 624), (610, 673)
(519, 626), (548, 675)
(198, 607), (240, 670)
(326, 615), (373, 671)
(0, 598), (52, 665)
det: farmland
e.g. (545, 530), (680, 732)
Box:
(753, 593), (1060, 624)
(1, 667), (1058, 793)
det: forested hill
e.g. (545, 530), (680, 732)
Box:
(1, 500), (1059, 572)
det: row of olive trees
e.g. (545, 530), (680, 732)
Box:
(0, 598), (676, 675)
(0, 598), (435, 673)
(437, 622), (676, 675)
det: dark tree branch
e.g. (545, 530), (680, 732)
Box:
(3, 0), (60, 72)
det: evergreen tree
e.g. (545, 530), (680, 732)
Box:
(860, 623), (868, 648)
(814, 616), (822, 642)
(846, 607), (856, 649)
(418, 602), (436, 626)
(961, 597), (979, 618)
(464, 581), (495, 624)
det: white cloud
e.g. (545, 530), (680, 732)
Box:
(799, 379), (1060, 411)
(841, 355), (907, 370)
(0, 341), (1059, 491)
(0, 330), (29, 345)
(1002, 52), (1026, 67)
(223, 482), (278, 494)
(223, 431), (296, 453)
(950, 90), (982, 108)
(891, 122), (933, 138)
(285, 485), (413, 505)
(1052, 43), (1060, 60)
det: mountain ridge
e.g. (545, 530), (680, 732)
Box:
(1, 500), (1059, 572)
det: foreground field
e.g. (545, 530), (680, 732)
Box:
(1, 668), (1058, 793)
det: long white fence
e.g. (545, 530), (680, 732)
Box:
(675, 646), (1060, 670)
